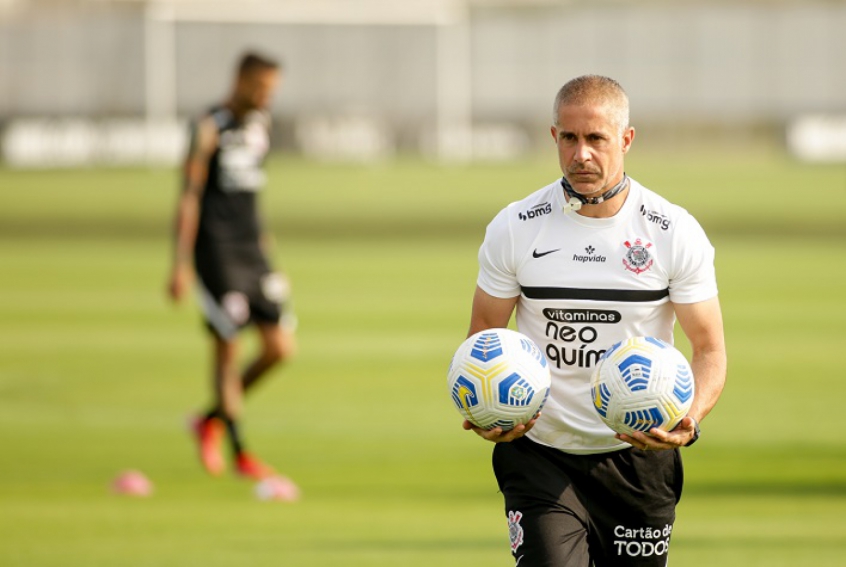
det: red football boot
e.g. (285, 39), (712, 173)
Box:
(191, 416), (226, 476)
(236, 451), (275, 480)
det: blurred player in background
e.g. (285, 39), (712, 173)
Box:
(464, 75), (726, 566)
(167, 52), (296, 481)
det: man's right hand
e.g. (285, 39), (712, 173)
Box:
(167, 265), (192, 303)
(462, 413), (540, 443)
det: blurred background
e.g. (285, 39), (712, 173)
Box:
(2, 0), (846, 164)
(1, 1), (845, 567)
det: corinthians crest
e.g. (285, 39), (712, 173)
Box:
(623, 238), (654, 274)
(507, 510), (524, 552)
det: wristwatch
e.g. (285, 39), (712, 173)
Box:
(684, 418), (701, 447)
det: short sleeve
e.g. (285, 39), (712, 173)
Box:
(669, 213), (718, 304)
(477, 207), (521, 298)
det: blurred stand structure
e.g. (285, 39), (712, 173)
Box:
(1, 0), (845, 166)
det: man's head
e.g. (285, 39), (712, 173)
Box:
(550, 75), (634, 199)
(231, 52), (282, 113)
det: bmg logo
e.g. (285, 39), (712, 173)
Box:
(518, 202), (552, 221)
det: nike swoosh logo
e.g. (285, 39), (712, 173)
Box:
(532, 248), (560, 258)
(515, 556), (524, 566)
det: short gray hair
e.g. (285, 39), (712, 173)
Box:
(552, 75), (630, 134)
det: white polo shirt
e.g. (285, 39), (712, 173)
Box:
(477, 177), (717, 454)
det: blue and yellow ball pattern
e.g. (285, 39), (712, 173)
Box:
(448, 328), (551, 431)
(590, 336), (694, 435)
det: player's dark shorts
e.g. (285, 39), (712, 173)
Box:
(194, 242), (292, 339)
(493, 436), (683, 567)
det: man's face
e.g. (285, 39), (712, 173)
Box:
(550, 103), (634, 197)
(235, 68), (281, 111)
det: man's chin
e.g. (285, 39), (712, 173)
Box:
(567, 180), (602, 198)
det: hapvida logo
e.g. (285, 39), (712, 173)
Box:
(573, 245), (606, 263)
(518, 202), (552, 221)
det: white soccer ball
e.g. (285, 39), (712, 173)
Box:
(447, 328), (551, 431)
(590, 336), (694, 436)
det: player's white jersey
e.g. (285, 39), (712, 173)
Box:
(477, 177), (717, 454)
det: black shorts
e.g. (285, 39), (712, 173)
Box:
(194, 244), (292, 339)
(492, 437), (683, 567)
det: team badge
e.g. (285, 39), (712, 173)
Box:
(508, 510), (524, 553)
(509, 385), (527, 401)
(261, 272), (291, 303)
(622, 238), (654, 275)
(222, 291), (250, 325)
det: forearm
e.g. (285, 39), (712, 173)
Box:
(672, 297), (726, 425)
(687, 346), (726, 424)
(172, 193), (201, 270)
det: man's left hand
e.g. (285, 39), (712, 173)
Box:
(616, 416), (699, 451)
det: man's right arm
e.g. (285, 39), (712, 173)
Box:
(467, 285), (518, 337)
(167, 117), (217, 303)
(463, 286), (535, 443)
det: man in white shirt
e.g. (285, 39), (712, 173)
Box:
(464, 75), (726, 566)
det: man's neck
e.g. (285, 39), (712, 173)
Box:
(571, 184), (630, 218)
(562, 173), (629, 219)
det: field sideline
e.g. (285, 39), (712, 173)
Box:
(1, 152), (845, 566)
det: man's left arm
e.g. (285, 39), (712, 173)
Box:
(620, 296), (727, 450)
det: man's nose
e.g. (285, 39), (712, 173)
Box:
(573, 140), (591, 163)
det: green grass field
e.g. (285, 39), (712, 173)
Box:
(1, 150), (845, 566)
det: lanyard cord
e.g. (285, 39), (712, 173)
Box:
(560, 173), (629, 212)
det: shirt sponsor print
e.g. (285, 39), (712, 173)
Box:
(543, 323), (605, 369)
(518, 202), (552, 221)
(542, 309), (622, 370)
(639, 204), (671, 230)
(572, 245), (606, 263)
(218, 121), (270, 192)
(613, 523), (673, 558)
